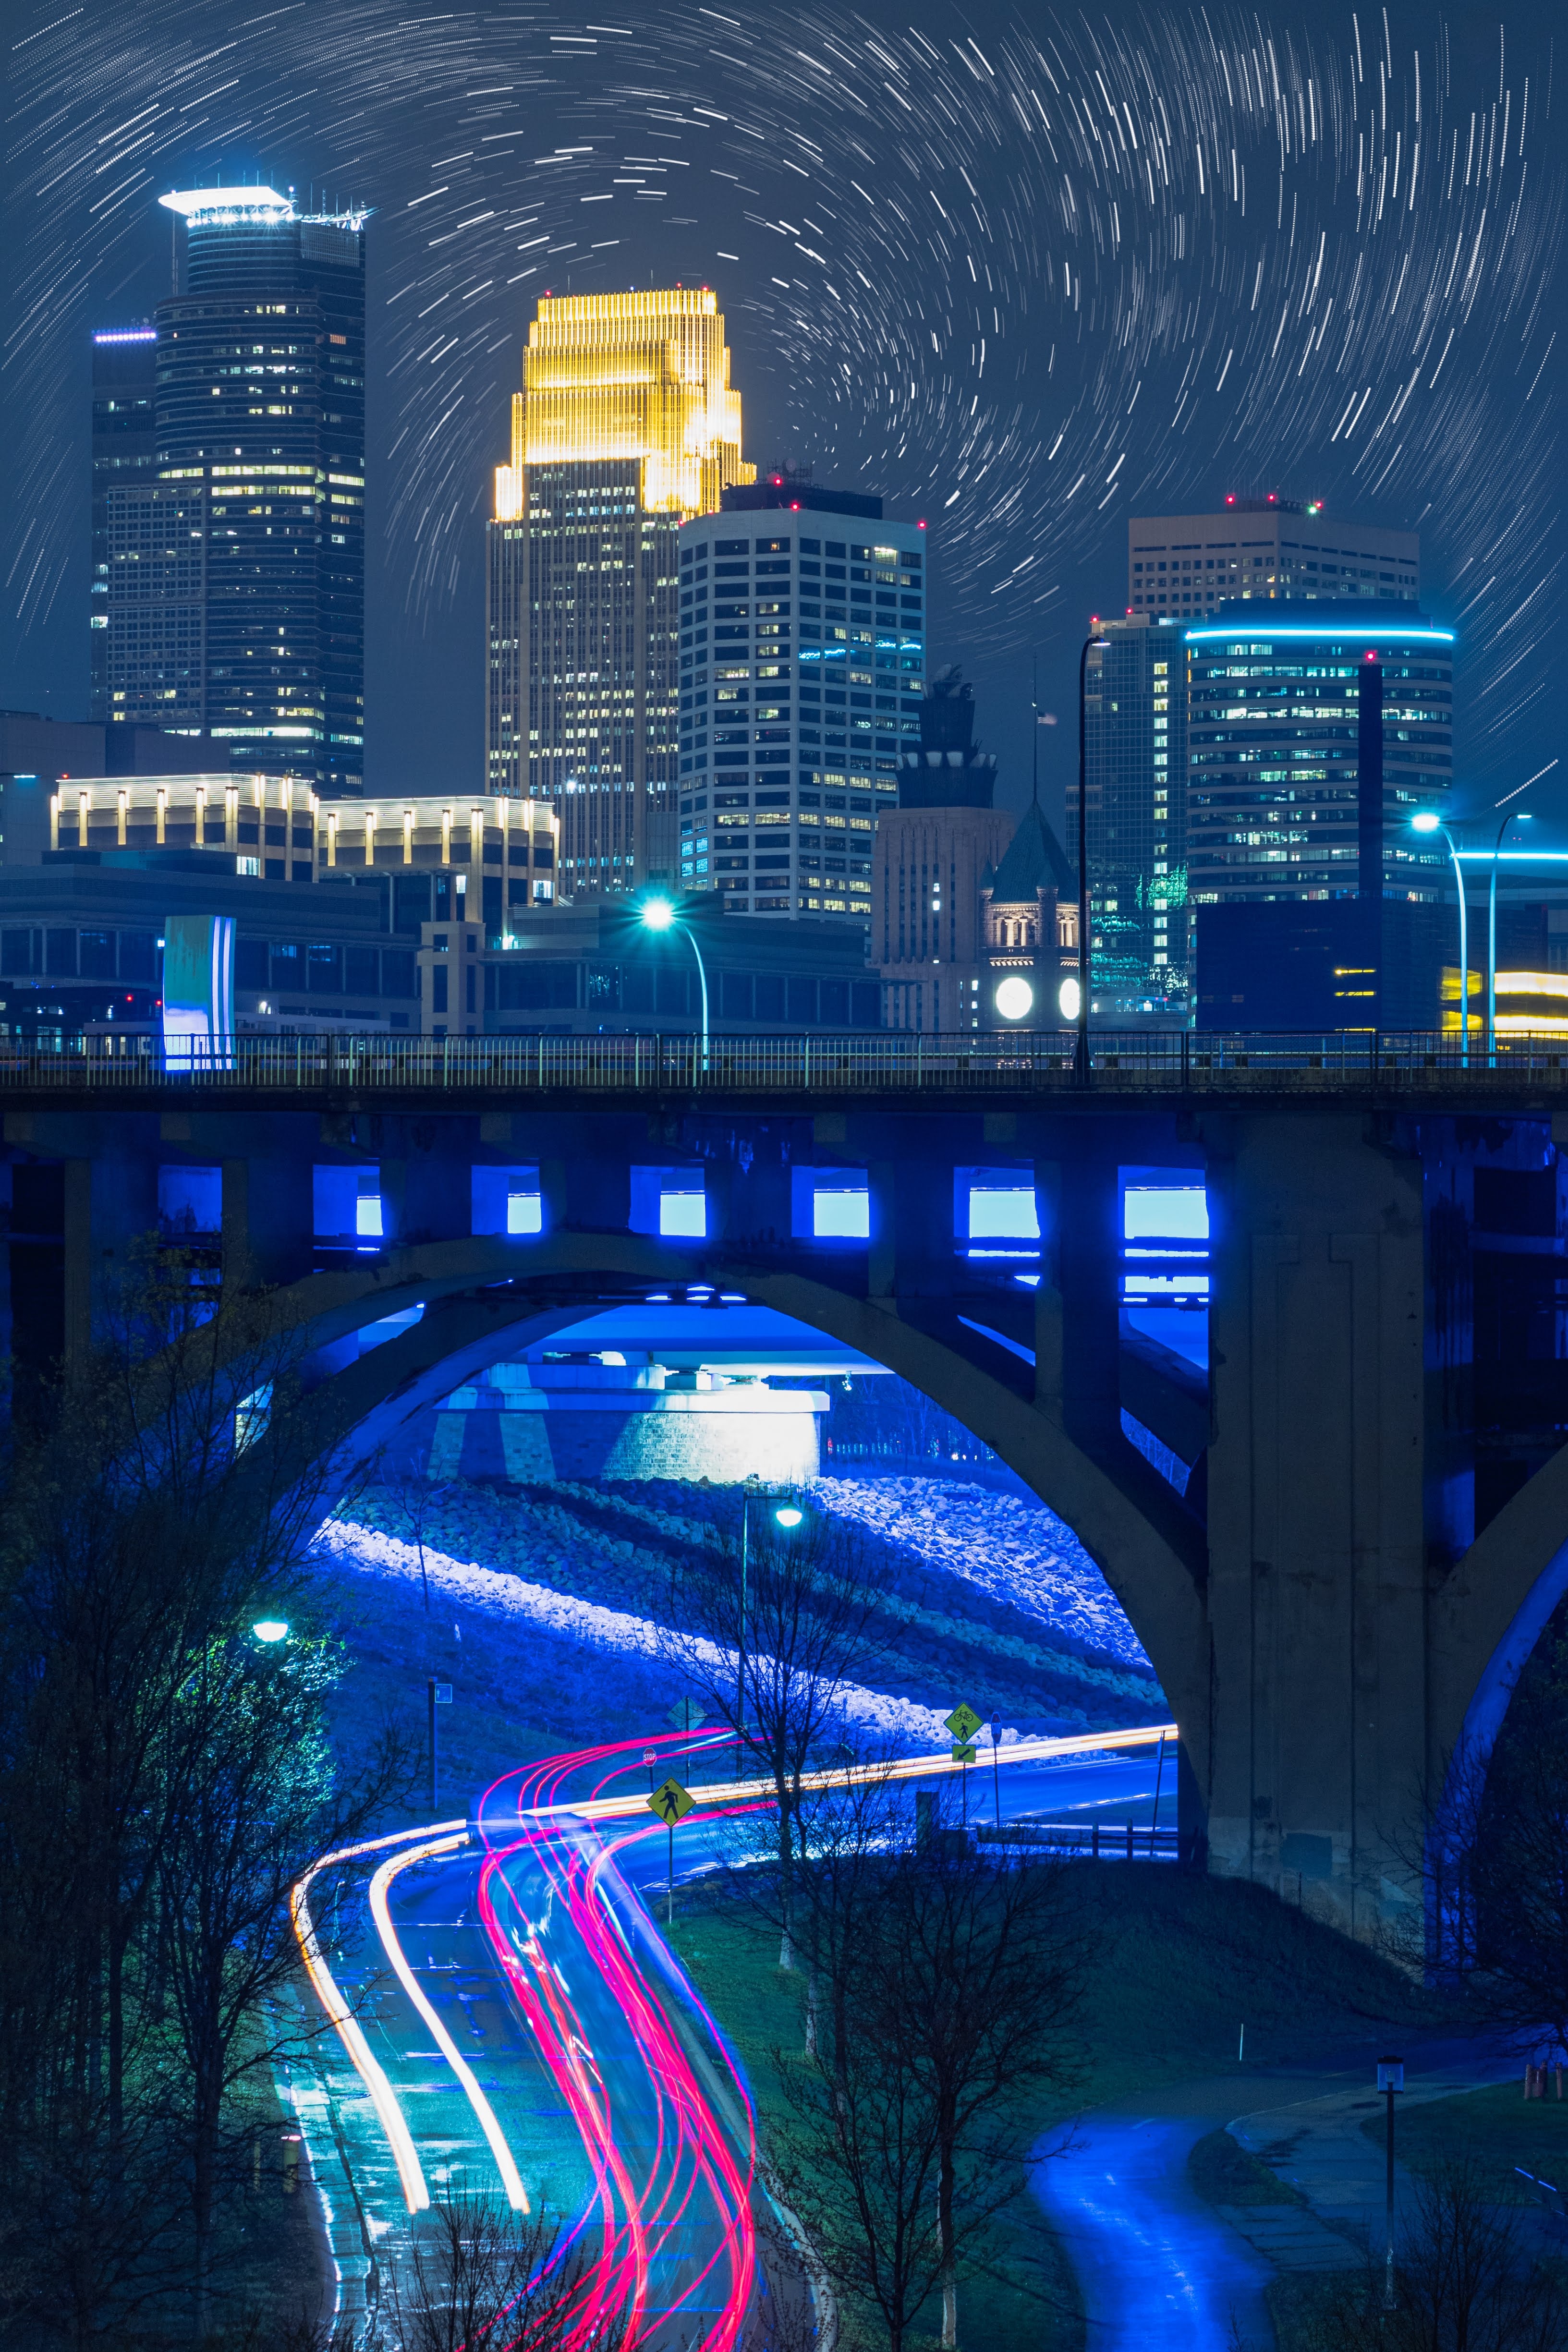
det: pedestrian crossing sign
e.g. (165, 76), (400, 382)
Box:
(649, 1778), (695, 1825)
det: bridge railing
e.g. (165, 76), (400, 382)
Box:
(1, 1029), (1566, 1091)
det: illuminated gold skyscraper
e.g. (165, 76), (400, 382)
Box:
(485, 289), (752, 898)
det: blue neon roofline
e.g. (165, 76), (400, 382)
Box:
(1186, 623), (1454, 643)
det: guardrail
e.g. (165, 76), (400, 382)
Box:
(3, 1030), (1568, 1093)
(975, 1819), (1180, 1861)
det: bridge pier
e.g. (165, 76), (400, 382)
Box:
(1206, 1115), (1427, 1940)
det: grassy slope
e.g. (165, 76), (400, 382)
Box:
(1360, 2079), (1568, 2198)
(670, 1865), (1452, 2352)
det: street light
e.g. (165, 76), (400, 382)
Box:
(252, 1619), (289, 1644)
(1075, 632), (1109, 1084)
(736, 1494), (808, 1777)
(639, 896), (710, 1070)
(1487, 811), (1533, 1061)
(1411, 813), (1470, 1066)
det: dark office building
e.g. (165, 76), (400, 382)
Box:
(105, 186), (365, 796)
(89, 328), (158, 722)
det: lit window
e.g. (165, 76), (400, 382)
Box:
(814, 1186), (870, 1239)
(506, 1191), (542, 1236)
(355, 1194), (384, 1238)
(1124, 1186), (1208, 1239)
(659, 1189), (706, 1237)
(969, 1188), (1039, 1241)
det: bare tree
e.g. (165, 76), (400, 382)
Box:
(159, 1624), (409, 2339)
(0, 1257), (401, 2344)
(768, 1798), (1088, 2352)
(1299, 2154), (1568, 2350)
(656, 1491), (877, 1967)
(381, 2189), (626, 2352)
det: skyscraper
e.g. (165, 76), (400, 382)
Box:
(485, 290), (752, 898)
(675, 482), (926, 922)
(1184, 603), (1455, 905)
(89, 327), (158, 722)
(1076, 614), (1190, 1018)
(1127, 496), (1419, 623)
(105, 185), (366, 796)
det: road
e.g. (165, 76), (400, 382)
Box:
(290, 1725), (1172, 2346)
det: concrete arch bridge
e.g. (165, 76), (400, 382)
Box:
(5, 1055), (1568, 1947)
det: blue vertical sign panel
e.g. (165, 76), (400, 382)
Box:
(161, 915), (234, 1071)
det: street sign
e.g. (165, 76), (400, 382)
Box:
(432, 1683), (453, 1705)
(668, 1699), (707, 1732)
(945, 1702), (982, 1743)
(648, 1778), (695, 1826)
(951, 1743), (978, 1764)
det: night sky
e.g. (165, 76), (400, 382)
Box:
(2, 0), (1562, 837)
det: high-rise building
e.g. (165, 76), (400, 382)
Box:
(1075, 614), (1190, 1018)
(90, 328), (158, 722)
(1184, 602), (1455, 905)
(105, 185), (366, 797)
(675, 483), (926, 923)
(1127, 496), (1419, 623)
(485, 290), (752, 900)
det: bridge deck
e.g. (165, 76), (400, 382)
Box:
(3, 1029), (1567, 1110)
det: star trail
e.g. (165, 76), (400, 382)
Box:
(3, 0), (1561, 800)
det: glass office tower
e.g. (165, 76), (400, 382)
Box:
(1075, 614), (1190, 1019)
(89, 328), (158, 722)
(485, 289), (752, 897)
(674, 484), (926, 923)
(105, 186), (366, 796)
(1184, 604), (1455, 904)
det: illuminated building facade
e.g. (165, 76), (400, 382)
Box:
(485, 290), (752, 900)
(90, 329), (158, 722)
(104, 187), (366, 796)
(1128, 497), (1419, 623)
(1184, 605), (1455, 906)
(675, 482), (926, 924)
(1075, 615), (1190, 1020)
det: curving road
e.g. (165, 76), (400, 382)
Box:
(291, 1725), (1173, 2346)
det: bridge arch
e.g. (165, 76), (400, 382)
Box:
(1431, 1447), (1568, 1791)
(274, 1236), (1210, 1772)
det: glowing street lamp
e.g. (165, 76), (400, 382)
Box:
(640, 896), (709, 1069)
(1411, 812), (1470, 1066)
(736, 1496), (807, 1775)
(1487, 811), (1533, 1061)
(252, 1618), (290, 1644)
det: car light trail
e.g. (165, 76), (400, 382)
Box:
(476, 1731), (760, 2352)
(291, 1820), (464, 2214)
(368, 1830), (531, 2211)
(293, 1719), (1179, 2340)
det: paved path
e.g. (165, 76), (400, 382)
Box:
(1035, 2044), (1522, 2350)
(1032, 2084), (1287, 2350)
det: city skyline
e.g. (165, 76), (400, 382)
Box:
(2, 0), (1558, 836)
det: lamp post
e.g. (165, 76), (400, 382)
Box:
(1411, 813), (1469, 1066)
(1377, 2056), (1404, 2310)
(736, 1495), (804, 1780)
(640, 896), (709, 1072)
(1075, 633), (1108, 1084)
(1486, 811), (1533, 1062)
